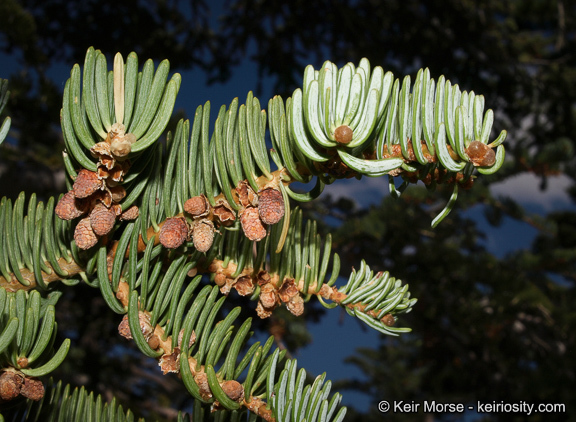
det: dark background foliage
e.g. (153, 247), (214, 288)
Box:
(1, 1), (575, 421)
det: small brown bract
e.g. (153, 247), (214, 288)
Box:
(90, 141), (112, 157)
(118, 313), (154, 340)
(178, 329), (196, 348)
(109, 163), (127, 182)
(159, 217), (189, 249)
(213, 200), (236, 226)
(318, 154), (357, 178)
(111, 203), (123, 217)
(334, 125), (353, 144)
(221, 380), (244, 403)
(237, 181), (258, 207)
(257, 270), (271, 286)
(90, 142), (115, 169)
(194, 372), (212, 401)
(138, 312), (154, 339)
(110, 139), (131, 159)
(159, 349), (180, 374)
(100, 155), (116, 171)
(55, 191), (87, 220)
(93, 189), (112, 208)
(258, 188), (285, 225)
(184, 195), (209, 218)
(90, 203), (117, 236)
(97, 160), (130, 183)
(234, 275), (255, 296)
(73, 169), (102, 198)
(148, 335), (160, 350)
(74, 217), (99, 250)
(115, 278), (129, 303)
(214, 273), (227, 287)
(192, 219), (215, 253)
(109, 185), (127, 202)
(240, 207), (267, 241)
(109, 123), (126, 139)
(219, 277), (236, 296)
(466, 140), (496, 167)
(278, 278), (299, 303)
(118, 315), (132, 339)
(110, 133), (136, 159)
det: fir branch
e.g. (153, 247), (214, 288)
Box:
(0, 50), (509, 420)
(0, 258), (83, 292)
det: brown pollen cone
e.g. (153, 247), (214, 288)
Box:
(159, 217), (189, 249)
(334, 125), (353, 144)
(221, 380), (244, 403)
(55, 191), (87, 220)
(74, 217), (98, 250)
(258, 188), (284, 225)
(0, 371), (23, 401)
(73, 169), (102, 198)
(259, 283), (278, 309)
(89, 203), (117, 236)
(466, 140), (496, 167)
(119, 205), (140, 221)
(20, 377), (44, 401)
(381, 313), (396, 327)
(184, 195), (209, 218)
(240, 207), (267, 241)
(286, 294), (304, 316)
(192, 219), (215, 253)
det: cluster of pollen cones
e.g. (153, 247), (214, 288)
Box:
(0, 370), (44, 402)
(55, 124), (139, 249)
(158, 180), (285, 253)
(55, 124), (299, 320)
